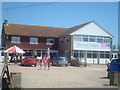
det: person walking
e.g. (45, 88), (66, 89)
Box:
(43, 55), (48, 70)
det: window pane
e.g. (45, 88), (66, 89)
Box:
(104, 37), (110, 43)
(30, 37), (38, 44)
(97, 36), (103, 43)
(12, 37), (20, 43)
(105, 51), (110, 54)
(47, 38), (54, 45)
(100, 54), (104, 58)
(83, 35), (88, 42)
(74, 53), (78, 58)
(80, 53), (84, 58)
(93, 54), (97, 58)
(66, 39), (69, 42)
(100, 51), (104, 54)
(87, 53), (92, 58)
(89, 38), (95, 42)
(74, 50), (78, 53)
(97, 39), (103, 42)
(83, 38), (88, 42)
(73, 36), (81, 41)
(105, 54), (110, 58)
(60, 40), (64, 43)
(89, 36), (96, 42)
(80, 51), (84, 53)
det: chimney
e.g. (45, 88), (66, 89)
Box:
(4, 20), (8, 26)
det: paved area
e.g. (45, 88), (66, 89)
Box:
(0, 63), (5, 89)
(8, 63), (117, 88)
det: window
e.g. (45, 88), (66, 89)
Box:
(30, 37), (38, 44)
(79, 51), (84, 58)
(66, 39), (69, 43)
(104, 37), (110, 44)
(87, 51), (92, 58)
(60, 40), (64, 43)
(97, 36), (103, 43)
(87, 51), (97, 58)
(89, 36), (96, 42)
(73, 50), (78, 58)
(12, 36), (20, 43)
(100, 51), (110, 58)
(93, 51), (97, 58)
(73, 50), (84, 58)
(73, 36), (82, 41)
(47, 38), (55, 45)
(83, 35), (88, 42)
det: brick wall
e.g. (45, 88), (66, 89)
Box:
(5, 35), (58, 50)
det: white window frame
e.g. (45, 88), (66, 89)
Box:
(11, 36), (20, 43)
(46, 38), (55, 45)
(30, 37), (38, 44)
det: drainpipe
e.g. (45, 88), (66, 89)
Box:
(70, 35), (73, 58)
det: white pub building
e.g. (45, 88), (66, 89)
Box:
(70, 21), (113, 64)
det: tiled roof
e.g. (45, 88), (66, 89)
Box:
(5, 24), (68, 37)
(4, 21), (92, 37)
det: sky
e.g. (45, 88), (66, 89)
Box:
(1, 1), (119, 47)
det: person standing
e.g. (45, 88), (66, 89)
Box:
(47, 59), (51, 70)
(38, 59), (43, 70)
(10, 54), (14, 62)
(43, 55), (48, 70)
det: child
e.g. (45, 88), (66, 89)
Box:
(38, 59), (43, 70)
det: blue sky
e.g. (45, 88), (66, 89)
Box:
(1, 2), (118, 46)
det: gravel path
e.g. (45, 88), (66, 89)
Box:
(9, 63), (117, 88)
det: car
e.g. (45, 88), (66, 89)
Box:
(51, 57), (69, 67)
(21, 56), (37, 66)
(107, 59), (120, 78)
(70, 58), (87, 67)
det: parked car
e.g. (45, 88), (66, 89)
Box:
(70, 58), (87, 67)
(21, 56), (37, 66)
(107, 58), (120, 78)
(51, 57), (69, 67)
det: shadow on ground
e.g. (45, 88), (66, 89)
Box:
(99, 77), (109, 79)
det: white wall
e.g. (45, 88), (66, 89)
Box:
(99, 59), (110, 64)
(70, 22), (112, 37)
(86, 58), (110, 64)
(0, 51), (4, 62)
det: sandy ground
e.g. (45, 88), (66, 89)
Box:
(0, 63), (5, 89)
(8, 63), (117, 88)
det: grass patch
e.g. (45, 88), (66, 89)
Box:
(113, 83), (120, 87)
(14, 85), (22, 90)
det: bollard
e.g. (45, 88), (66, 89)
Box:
(10, 72), (21, 88)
